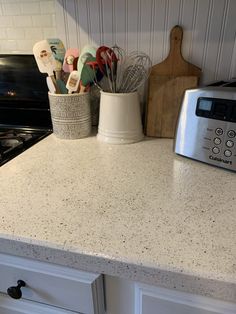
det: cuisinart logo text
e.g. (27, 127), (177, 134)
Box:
(209, 155), (232, 165)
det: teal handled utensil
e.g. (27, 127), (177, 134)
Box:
(56, 79), (68, 94)
(80, 53), (98, 91)
(77, 45), (97, 80)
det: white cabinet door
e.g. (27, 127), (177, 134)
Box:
(135, 284), (236, 314)
(0, 293), (75, 314)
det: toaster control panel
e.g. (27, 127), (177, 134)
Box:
(196, 97), (236, 122)
(206, 127), (235, 166)
(174, 88), (236, 172)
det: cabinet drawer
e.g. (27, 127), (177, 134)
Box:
(0, 253), (104, 314)
(0, 293), (74, 314)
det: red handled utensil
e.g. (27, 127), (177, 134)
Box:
(96, 46), (118, 92)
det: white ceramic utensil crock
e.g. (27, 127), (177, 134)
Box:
(97, 91), (143, 144)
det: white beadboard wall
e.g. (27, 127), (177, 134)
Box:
(55, 0), (236, 84)
(0, 0), (56, 54)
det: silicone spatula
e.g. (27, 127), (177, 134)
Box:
(47, 38), (67, 93)
(47, 39), (65, 70)
(80, 54), (97, 87)
(77, 45), (97, 80)
(46, 76), (56, 94)
(63, 48), (79, 73)
(66, 71), (80, 94)
(33, 40), (59, 93)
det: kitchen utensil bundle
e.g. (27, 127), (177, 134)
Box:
(33, 39), (151, 95)
(33, 40), (88, 94)
(33, 40), (95, 139)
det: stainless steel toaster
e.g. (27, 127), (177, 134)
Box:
(174, 87), (236, 171)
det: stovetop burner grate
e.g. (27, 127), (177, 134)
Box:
(0, 128), (51, 166)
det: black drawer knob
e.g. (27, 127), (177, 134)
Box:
(7, 280), (26, 299)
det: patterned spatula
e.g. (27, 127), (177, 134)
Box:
(33, 40), (59, 93)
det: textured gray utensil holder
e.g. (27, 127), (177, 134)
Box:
(48, 92), (92, 139)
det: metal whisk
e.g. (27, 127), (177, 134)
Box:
(117, 51), (152, 93)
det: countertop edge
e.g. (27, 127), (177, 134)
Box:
(0, 237), (235, 303)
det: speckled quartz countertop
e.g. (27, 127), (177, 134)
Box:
(0, 135), (235, 302)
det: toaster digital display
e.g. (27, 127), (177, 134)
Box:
(196, 97), (236, 122)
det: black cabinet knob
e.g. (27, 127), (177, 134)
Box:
(7, 280), (26, 299)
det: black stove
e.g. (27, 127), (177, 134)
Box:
(0, 55), (52, 166)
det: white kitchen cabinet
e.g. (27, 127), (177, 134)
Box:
(135, 283), (236, 314)
(0, 253), (105, 314)
(104, 276), (236, 314)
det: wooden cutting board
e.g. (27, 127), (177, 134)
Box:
(145, 25), (201, 138)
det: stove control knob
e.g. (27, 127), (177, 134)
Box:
(7, 280), (26, 299)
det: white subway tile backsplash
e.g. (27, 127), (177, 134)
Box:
(0, 0), (56, 53)
(6, 27), (25, 39)
(13, 15), (32, 27)
(0, 0), (39, 2)
(0, 28), (6, 39)
(32, 14), (53, 27)
(1, 40), (17, 51)
(0, 16), (13, 27)
(25, 27), (43, 39)
(40, 1), (54, 14)
(17, 39), (35, 51)
(2, 3), (21, 15)
(0, 0), (21, 3)
(43, 27), (55, 38)
(21, 2), (40, 14)
(52, 13), (56, 27)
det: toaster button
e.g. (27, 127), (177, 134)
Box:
(224, 150), (232, 157)
(212, 147), (220, 154)
(225, 140), (234, 148)
(215, 128), (223, 136)
(227, 130), (235, 138)
(213, 137), (221, 145)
